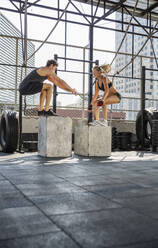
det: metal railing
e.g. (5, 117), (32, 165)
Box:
(0, 33), (158, 120)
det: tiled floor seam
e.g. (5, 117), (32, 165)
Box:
(0, 230), (60, 242)
(0, 172), (83, 248)
(104, 238), (158, 248)
(62, 178), (158, 222)
(48, 207), (128, 217)
(62, 177), (126, 206)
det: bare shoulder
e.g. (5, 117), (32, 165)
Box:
(36, 67), (50, 77)
(48, 71), (61, 83)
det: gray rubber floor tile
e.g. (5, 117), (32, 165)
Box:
(52, 167), (101, 178)
(0, 169), (40, 177)
(115, 240), (158, 248)
(0, 181), (18, 196)
(30, 191), (122, 215)
(83, 183), (146, 199)
(113, 195), (158, 219)
(9, 174), (64, 185)
(52, 208), (158, 248)
(0, 192), (33, 210)
(0, 206), (59, 240)
(0, 231), (80, 248)
(0, 165), (55, 177)
(16, 181), (85, 196)
(127, 176), (158, 188)
(0, 174), (5, 180)
(65, 175), (114, 186)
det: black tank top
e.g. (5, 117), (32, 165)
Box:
(21, 69), (48, 85)
(97, 80), (112, 91)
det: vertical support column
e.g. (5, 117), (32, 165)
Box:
(64, 12), (67, 71)
(19, 0), (28, 152)
(132, 25), (134, 78)
(19, 93), (23, 151)
(88, 0), (94, 123)
(82, 47), (86, 120)
(53, 54), (58, 113)
(15, 38), (18, 109)
(58, 0), (60, 18)
(141, 66), (146, 150)
(121, 7), (124, 31)
(147, 0), (149, 26)
(103, 0), (106, 15)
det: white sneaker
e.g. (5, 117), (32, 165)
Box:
(99, 120), (108, 127)
(89, 120), (100, 126)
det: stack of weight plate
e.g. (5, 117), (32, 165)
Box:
(117, 132), (132, 151)
(112, 127), (118, 151)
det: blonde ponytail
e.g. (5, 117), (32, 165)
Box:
(100, 64), (111, 77)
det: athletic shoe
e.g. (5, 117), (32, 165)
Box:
(44, 109), (58, 116)
(99, 120), (108, 127)
(89, 120), (101, 126)
(38, 110), (45, 116)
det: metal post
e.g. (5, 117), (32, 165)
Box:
(19, 0), (28, 152)
(82, 46), (86, 120)
(88, 0), (94, 123)
(15, 38), (18, 109)
(103, 0), (106, 15)
(19, 93), (23, 151)
(132, 25), (134, 78)
(122, 7), (124, 31)
(53, 54), (58, 113)
(58, 0), (60, 18)
(141, 66), (146, 150)
(147, 0), (149, 27)
(64, 12), (67, 71)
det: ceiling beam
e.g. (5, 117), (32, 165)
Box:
(21, 0), (41, 11)
(141, 1), (158, 16)
(8, 0), (19, 11)
(94, 0), (126, 24)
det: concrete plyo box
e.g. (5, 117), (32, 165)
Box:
(74, 121), (111, 157)
(38, 116), (72, 157)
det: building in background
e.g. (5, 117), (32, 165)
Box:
(0, 12), (35, 109)
(114, 12), (158, 120)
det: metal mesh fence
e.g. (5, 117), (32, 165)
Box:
(1, 34), (158, 121)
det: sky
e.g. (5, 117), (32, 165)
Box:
(0, 0), (116, 106)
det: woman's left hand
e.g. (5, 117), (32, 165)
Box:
(96, 98), (102, 102)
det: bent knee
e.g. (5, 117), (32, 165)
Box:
(102, 104), (107, 108)
(94, 103), (99, 109)
(43, 83), (53, 90)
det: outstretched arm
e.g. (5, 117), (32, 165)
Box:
(102, 77), (109, 101)
(48, 73), (77, 95)
(91, 83), (99, 105)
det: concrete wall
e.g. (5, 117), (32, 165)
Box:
(110, 120), (136, 134)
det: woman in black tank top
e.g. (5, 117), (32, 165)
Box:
(89, 64), (121, 126)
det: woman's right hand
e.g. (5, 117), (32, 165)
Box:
(88, 104), (93, 112)
(91, 100), (95, 105)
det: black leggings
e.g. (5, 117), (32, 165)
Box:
(114, 92), (121, 101)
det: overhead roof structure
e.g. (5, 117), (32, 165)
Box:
(1, 0), (158, 38)
(75, 0), (158, 20)
(4, 0), (158, 19)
